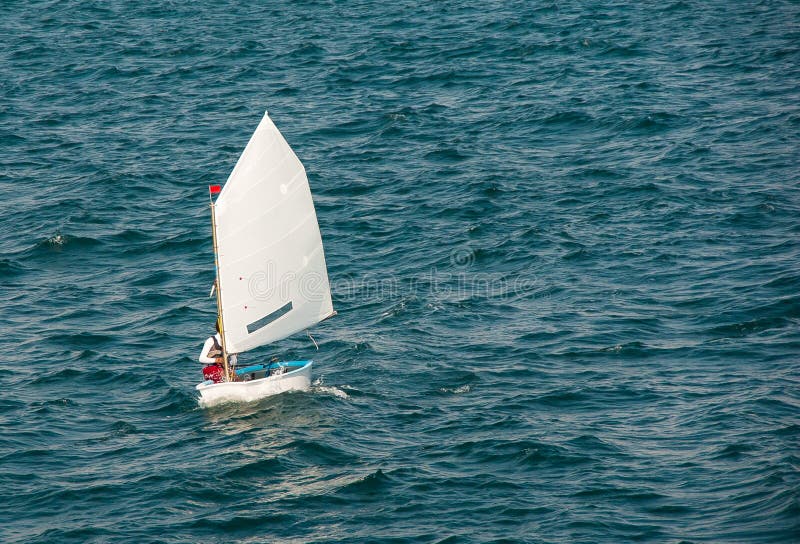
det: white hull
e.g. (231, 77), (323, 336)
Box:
(196, 362), (312, 407)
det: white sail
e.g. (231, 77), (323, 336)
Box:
(214, 112), (334, 354)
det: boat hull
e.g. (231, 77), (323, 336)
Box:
(196, 361), (312, 407)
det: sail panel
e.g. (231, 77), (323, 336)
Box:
(214, 112), (333, 354)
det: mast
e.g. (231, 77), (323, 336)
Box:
(209, 190), (232, 381)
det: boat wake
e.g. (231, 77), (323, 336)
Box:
(312, 378), (349, 399)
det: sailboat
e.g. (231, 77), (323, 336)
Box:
(196, 111), (335, 407)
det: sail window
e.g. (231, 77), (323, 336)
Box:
(246, 301), (293, 334)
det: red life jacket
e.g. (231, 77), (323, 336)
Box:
(203, 364), (224, 383)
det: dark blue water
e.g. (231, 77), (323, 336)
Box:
(2, 1), (799, 542)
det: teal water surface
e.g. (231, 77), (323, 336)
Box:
(1, 1), (799, 542)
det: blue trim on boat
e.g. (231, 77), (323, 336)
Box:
(234, 360), (311, 376)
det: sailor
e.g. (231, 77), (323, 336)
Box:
(199, 321), (226, 383)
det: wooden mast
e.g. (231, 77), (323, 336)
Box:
(209, 190), (232, 381)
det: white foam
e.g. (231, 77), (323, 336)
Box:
(441, 384), (471, 394)
(312, 377), (349, 399)
(48, 234), (65, 246)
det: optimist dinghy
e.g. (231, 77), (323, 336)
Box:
(196, 112), (335, 407)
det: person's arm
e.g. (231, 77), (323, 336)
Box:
(198, 337), (217, 364)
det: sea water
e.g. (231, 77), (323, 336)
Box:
(1, 1), (798, 542)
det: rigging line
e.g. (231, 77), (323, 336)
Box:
(306, 330), (319, 351)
